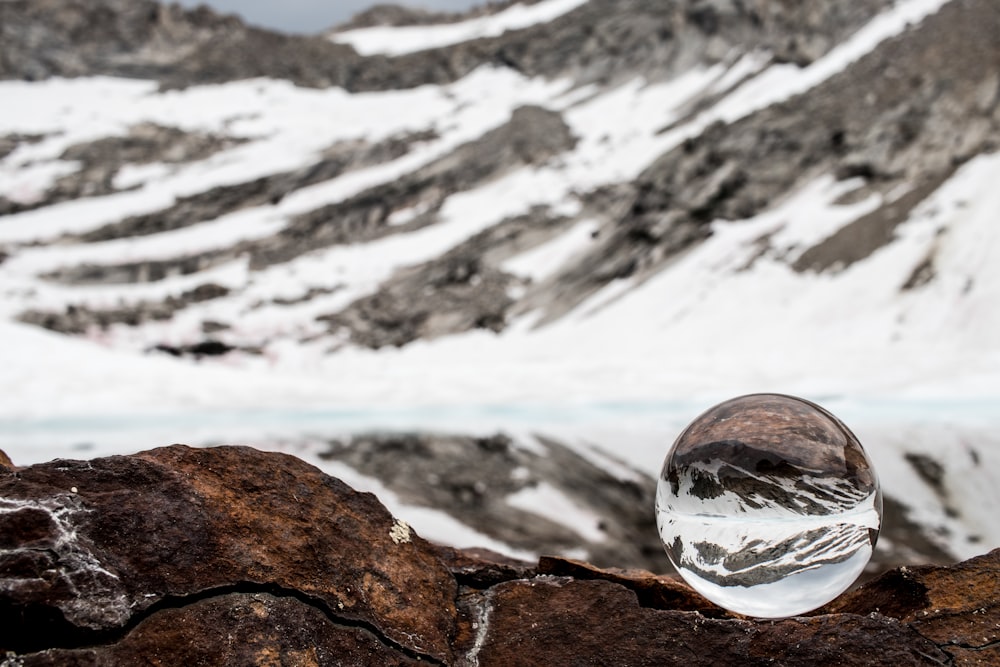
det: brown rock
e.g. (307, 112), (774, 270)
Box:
(0, 449), (13, 470)
(1, 444), (998, 665)
(536, 555), (722, 614)
(0, 445), (456, 662)
(18, 593), (421, 666)
(467, 577), (949, 666)
(827, 549), (1000, 659)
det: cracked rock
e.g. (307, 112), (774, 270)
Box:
(0, 445), (456, 662)
(1, 445), (998, 665)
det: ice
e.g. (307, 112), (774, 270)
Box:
(655, 394), (882, 618)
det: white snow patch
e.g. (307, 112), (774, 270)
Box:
(506, 482), (606, 543)
(332, 0), (589, 56)
(0, 160), (80, 204)
(502, 218), (599, 282)
(710, 0), (951, 124)
(112, 162), (173, 190)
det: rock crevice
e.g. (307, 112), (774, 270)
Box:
(2, 445), (997, 665)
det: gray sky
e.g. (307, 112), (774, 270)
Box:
(173, 1), (485, 34)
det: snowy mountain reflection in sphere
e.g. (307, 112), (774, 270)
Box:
(655, 394), (881, 618)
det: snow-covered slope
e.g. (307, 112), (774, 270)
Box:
(1, 0), (998, 567)
(331, 0), (591, 56)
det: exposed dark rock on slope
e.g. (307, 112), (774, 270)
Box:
(316, 208), (573, 349)
(0, 123), (240, 217)
(543, 0), (1000, 314)
(0, 0), (359, 84)
(333, 0), (547, 30)
(1, 0), (892, 91)
(68, 129), (437, 245)
(1, 445), (995, 665)
(36, 105), (574, 290)
(12, 0), (996, 353)
(0, 133), (44, 160)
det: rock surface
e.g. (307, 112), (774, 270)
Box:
(5, 0), (998, 372)
(1, 445), (996, 665)
(0, 0), (891, 91)
(0, 123), (240, 217)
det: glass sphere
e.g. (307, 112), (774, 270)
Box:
(655, 393), (881, 618)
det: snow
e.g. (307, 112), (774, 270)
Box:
(710, 0), (952, 123)
(503, 219), (599, 282)
(505, 481), (606, 543)
(331, 0), (589, 56)
(311, 454), (536, 560)
(0, 70), (567, 245)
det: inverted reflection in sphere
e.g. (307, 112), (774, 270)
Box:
(655, 393), (881, 618)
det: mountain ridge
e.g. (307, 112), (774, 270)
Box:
(4, 0), (1000, 352)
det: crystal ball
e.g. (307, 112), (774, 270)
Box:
(655, 393), (881, 618)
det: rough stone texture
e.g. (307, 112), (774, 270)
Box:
(827, 550), (1000, 661)
(65, 131), (435, 245)
(19, 283), (230, 335)
(0, 449), (13, 471)
(2, 445), (996, 665)
(536, 556), (720, 614)
(18, 593), (423, 666)
(248, 105), (577, 270)
(333, 0), (546, 30)
(466, 577), (948, 666)
(0, 445), (456, 662)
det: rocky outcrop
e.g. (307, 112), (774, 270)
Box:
(333, 1), (546, 30)
(316, 208), (571, 348)
(541, 0), (1000, 314)
(2, 0), (892, 91)
(1, 444), (995, 665)
(0, 445), (456, 663)
(18, 283), (230, 335)
(0, 123), (239, 216)
(0, 0), (360, 85)
(52, 130), (436, 247)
